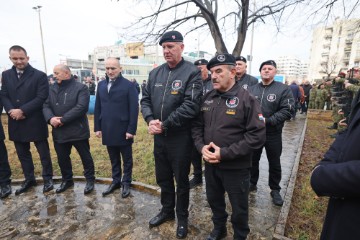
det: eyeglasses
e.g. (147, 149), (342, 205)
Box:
(106, 67), (117, 70)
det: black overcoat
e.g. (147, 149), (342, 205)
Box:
(1, 65), (49, 142)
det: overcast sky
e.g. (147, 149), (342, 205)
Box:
(0, 0), (316, 76)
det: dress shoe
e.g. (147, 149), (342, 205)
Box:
(121, 184), (130, 198)
(56, 180), (74, 193)
(84, 180), (94, 194)
(189, 176), (202, 189)
(270, 190), (284, 206)
(15, 180), (37, 195)
(0, 184), (12, 199)
(206, 227), (227, 240)
(43, 179), (54, 193)
(176, 222), (188, 239)
(149, 211), (175, 228)
(102, 183), (121, 196)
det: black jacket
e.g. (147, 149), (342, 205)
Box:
(235, 73), (258, 90)
(141, 58), (202, 133)
(249, 80), (294, 133)
(192, 83), (266, 169)
(43, 78), (90, 143)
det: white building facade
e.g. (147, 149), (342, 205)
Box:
(308, 18), (360, 81)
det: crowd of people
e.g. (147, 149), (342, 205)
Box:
(0, 29), (359, 239)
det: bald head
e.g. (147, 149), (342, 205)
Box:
(105, 57), (122, 80)
(53, 64), (72, 83)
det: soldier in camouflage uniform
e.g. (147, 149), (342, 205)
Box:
(308, 84), (317, 109)
(315, 84), (328, 109)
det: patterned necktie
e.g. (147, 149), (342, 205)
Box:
(17, 71), (23, 79)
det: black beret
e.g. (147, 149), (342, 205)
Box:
(259, 60), (277, 72)
(207, 53), (236, 70)
(159, 31), (184, 45)
(235, 56), (247, 63)
(194, 59), (208, 66)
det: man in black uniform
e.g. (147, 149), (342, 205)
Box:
(192, 53), (266, 240)
(248, 60), (294, 206)
(188, 59), (213, 189)
(141, 31), (202, 239)
(1, 45), (53, 195)
(0, 99), (12, 198)
(194, 59), (213, 94)
(234, 56), (258, 90)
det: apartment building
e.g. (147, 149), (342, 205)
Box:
(308, 18), (360, 81)
(275, 56), (308, 83)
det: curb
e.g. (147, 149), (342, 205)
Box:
(11, 176), (161, 196)
(273, 117), (308, 240)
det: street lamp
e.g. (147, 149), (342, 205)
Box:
(33, 6), (47, 73)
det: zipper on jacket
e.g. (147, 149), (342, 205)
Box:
(63, 93), (67, 104)
(160, 71), (171, 121)
(260, 87), (266, 107)
(191, 83), (195, 101)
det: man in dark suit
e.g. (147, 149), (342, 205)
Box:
(43, 64), (95, 194)
(0, 99), (12, 198)
(94, 57), (138, 198)
(0, 45), (53, 195)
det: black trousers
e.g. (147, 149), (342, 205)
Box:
(250, 131), (282, 190)
(0, 140), (11, 185)
(54, 139), (95, 181)
(190, 145), (202, 177)
(106, 144), (133, 186)
(154, 131), (192, 222)
(205, 165), (250, 240)
(14, 140), (53, 181)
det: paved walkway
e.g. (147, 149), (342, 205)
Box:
(0, 115), (306, 240)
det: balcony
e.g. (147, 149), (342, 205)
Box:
(343, 55), (350, 61)
(321, 52), (329, 57)
(345, 37), (354, 43)
(344, 46), (352, 52)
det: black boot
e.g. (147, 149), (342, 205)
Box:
(56, 180), (74, 193)
(0, 184), (12, 199)
(327, 123), (338, 129)
(15, 180), (37, 195)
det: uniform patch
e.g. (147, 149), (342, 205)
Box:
(226, 109), (236, 115)
(204, 100), (213, 105)
(225, 97), (239, 108)
(155, 83), (163, 87)
(242, 84), (249, 90)
(172, 80), (182, 90)
(201, 107), (211, 111)
(217, 55), (226, 62)
(267, 94), (276, 102)
(258, 114), (265, 122)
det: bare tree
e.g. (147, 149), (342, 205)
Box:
(118, 0), (360, 56)
(320, 54), (338, 80)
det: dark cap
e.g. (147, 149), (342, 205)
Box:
(235, 56), (247, 63)
(207, 54), (236, 70)
(259, 60), (277, 72)
(194, 59), (208, 66)
(159, 31), (184, 45)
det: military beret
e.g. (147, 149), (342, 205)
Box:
(259, 60), (277, 72)
(159, 31), (184, 45)
(194, 59), (208, 66)
(235, 56), (247, 63)
(207, 53), (236, 70)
